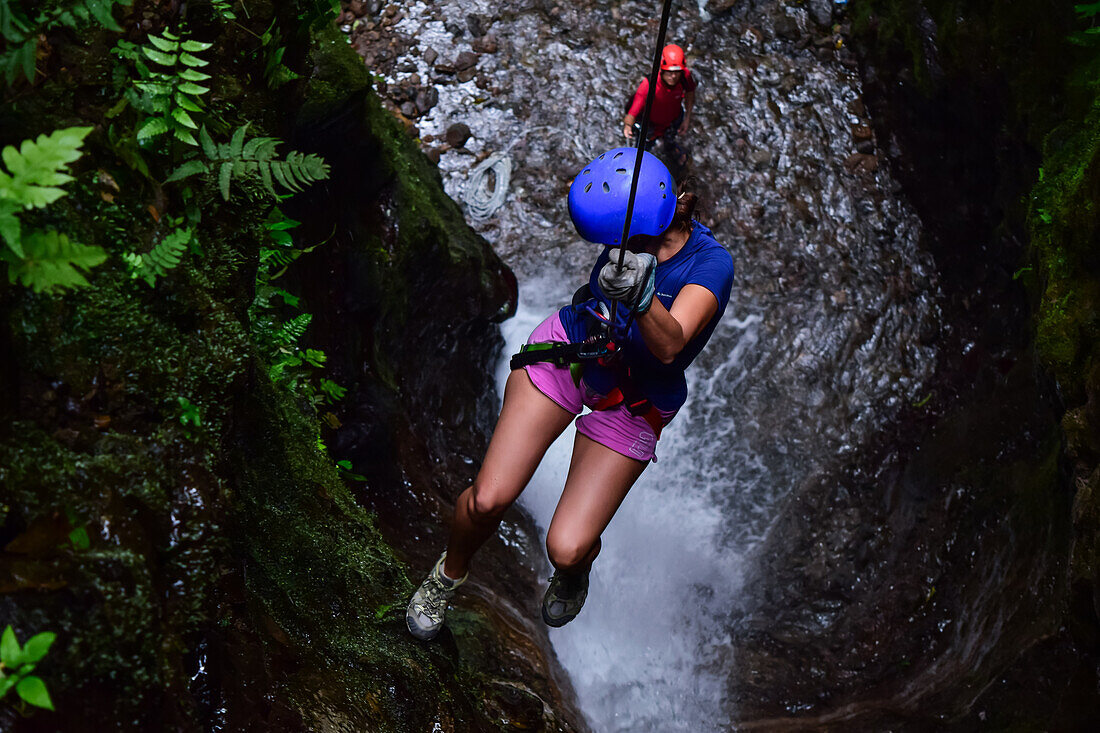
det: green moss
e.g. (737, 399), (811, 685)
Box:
(1026, 100), (1100, 401)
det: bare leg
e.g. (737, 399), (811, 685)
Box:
(443, 369), (575, 579)
(544, 433), (648, 576)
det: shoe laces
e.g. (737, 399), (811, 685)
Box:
(548, 570), (587, 600)
(417, 575), (453, 617)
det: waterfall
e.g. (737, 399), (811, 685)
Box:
(495, 278), (752, 731)
(357, 0), (939, 728)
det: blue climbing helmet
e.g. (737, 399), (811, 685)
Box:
(568, 147), (676, 245)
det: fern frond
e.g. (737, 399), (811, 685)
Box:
(0, 200), (22, 256)
(0, 126), (93, 211)
(122, 30), (211, 146)
(276, 313), (312, 346)
(197, 125), (330, 200)
(2, 229), (106, 292)
(0, 36), (35, 85)
(165, 159), (207, 183)
(210, 0), (237, 20)
(126, 227), (191, 286)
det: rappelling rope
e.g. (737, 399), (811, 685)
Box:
(464, 152), (512, 220)
(609, 0), (676, 330)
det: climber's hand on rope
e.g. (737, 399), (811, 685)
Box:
(599, 249), (657, 314)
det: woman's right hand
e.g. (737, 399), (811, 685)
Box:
(623, 123), (634, 139)
(599, 249), (656, 313)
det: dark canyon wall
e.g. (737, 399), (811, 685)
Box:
(0, 3), (579, 731)
(730, 1), (1100, 729)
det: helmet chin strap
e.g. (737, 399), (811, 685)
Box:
(611, 0), (676, 330)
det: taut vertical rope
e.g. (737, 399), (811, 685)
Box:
(610, 0), (676, 330)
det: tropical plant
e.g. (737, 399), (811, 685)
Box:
(259, 23), (299, 89)
(0, 126), (108, 292)
(1, 0), (133, 85)
(0, 625), (55, 712)
(114, 31), (213, 146)
(4, 230), (107, 292)
(0, 126), (92, 256)
(123, 226), (192, 286)
(167, 125), (330, 200)
(210, 0), (237, 21)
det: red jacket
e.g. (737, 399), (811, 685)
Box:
(627, 69), (696, 136)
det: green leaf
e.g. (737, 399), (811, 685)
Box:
(258, 160), (275, 196)
(267, 217), (301, 231)
(181, 39), (213, 52)
(0, 204), (23, 257)
(219, 161), (232, 200)
(199, 126), (217, 159)
(0, 675), (15, 698)
(254, 138), (279, 160)
(229, 124), (248, 159)
(179, 51), (209, 67)
(147, 34), (179, 53)
(1, 626), (21, 668)
(142, 47), (179, 67)
(166, 159), (208, 182)
(272, 288), (299, 306)
(18, 36), (34, 83)
(16, 675), (54, 710)
(172, 128), (198, 146)
(68, 526), (90, 550)
(137, 116), (170, 140)
(21, 632), (56, 665)
(171, 107), (198, 129)
(0, 127), (92, 208)
(178, 67), (211, 82)
(174, 91), (203, 112)
(6, 230), (107, 292)
(87, 0), (124, 31)
(269, 160), (294, 192)
(177, 81), (209, 96)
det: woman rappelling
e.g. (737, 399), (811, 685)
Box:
(406, 147), (735, 639)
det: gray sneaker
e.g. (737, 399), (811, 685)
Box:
(406, 552), (466, 640)
(541, 568), (589, 628)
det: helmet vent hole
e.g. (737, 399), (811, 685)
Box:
(582, 168), (591, 175)
(662, 193), (666, 198)
(584, 182), (592, 193)
(615, 168), (627, 175)
(659, 181), (666, 190)
(598, 153), (605, 160)
(602, 182), (610, 193)
(613, 151), (624, 159)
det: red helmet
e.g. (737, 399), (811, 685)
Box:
(660, 44), (685, 71)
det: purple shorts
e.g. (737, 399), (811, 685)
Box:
(523, 313), (677, 462)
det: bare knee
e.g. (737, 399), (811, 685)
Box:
(545, 531), (596, 571)
(465, 479), (514, 523)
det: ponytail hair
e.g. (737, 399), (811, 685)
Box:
(668, 190), (698, 234)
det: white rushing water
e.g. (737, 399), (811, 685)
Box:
(494, 277), (750, 732)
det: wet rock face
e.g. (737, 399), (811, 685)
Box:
(0, 12), (570, 733)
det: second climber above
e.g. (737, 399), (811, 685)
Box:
(622, 43), (696, 167)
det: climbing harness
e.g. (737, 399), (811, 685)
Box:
(508, 0), (675, 435)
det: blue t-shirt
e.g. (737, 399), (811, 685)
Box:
(558, 221), (735, 411)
